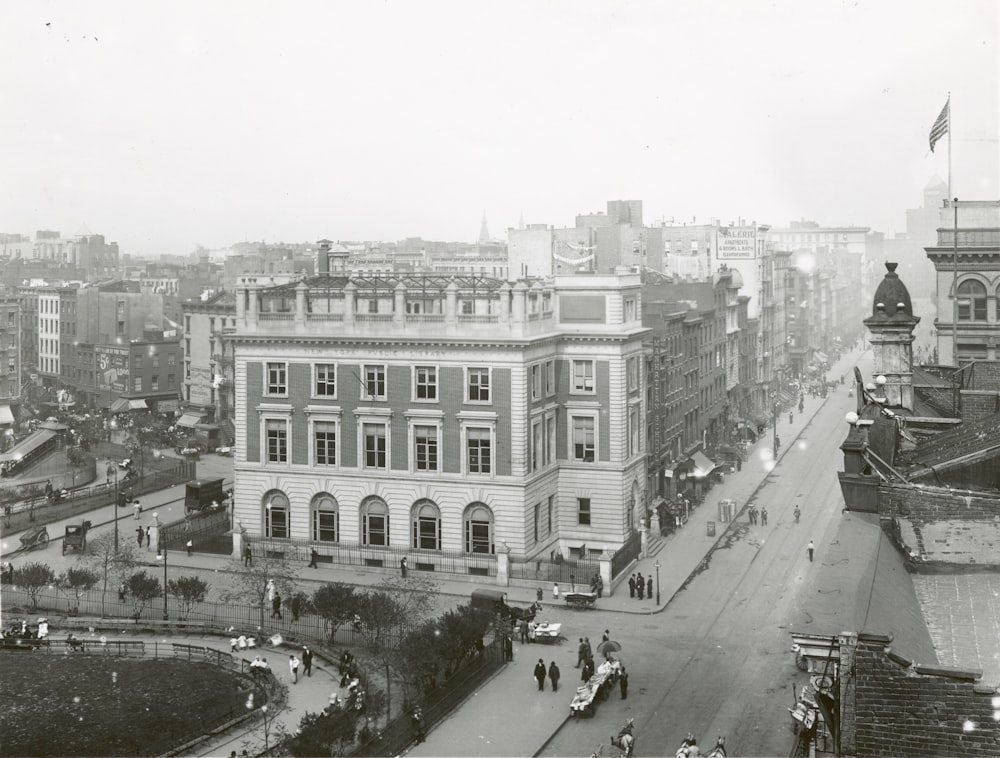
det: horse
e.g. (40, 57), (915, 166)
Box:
(676, 733), (726, 758)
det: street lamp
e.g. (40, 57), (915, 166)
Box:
(106, 463), (119, 554)
(156, 541), (168, 621)
(654, 560), (661, 604)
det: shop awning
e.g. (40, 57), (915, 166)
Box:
(0, 405), (13, 425)
(110, 398), (130, 413)
(176, 413), (203, 428)
(128, 398), (148, 410)
(690, 450), (719, 478)
(813, 350), (829, 364)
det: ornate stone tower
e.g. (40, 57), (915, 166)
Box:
(863, 262), (920, 410)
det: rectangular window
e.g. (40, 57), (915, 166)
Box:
(151, 375), (159, 391)
(167, 354), (176, 367)
(467, 427), (492, 474)
(366, 514), (387, 545)
(572, 360), (595, 393)
(314, 421), (337, 466)
(531, 364), (542, 400)
(266, 419), (288, 463)
(167, 375), (176, 389)
(533, 502), (539, 543)
(545, 360), (555, 396)
(414, 425), (438, 472)
(577, 497), (591, 526)
(364, 364), (386, 400)
(573, 416), (596, 462)
(531, 420), (542, 472)
(363, 423), (387, 469)
(546, 415), (556, 465)
(315, 364), (337, 397)
(134, 356), (142, 369)
(312, 509), (338, 542)
(133, 377), (142, 392)
(546, 495), (554, 536)
(629, 406), (640, 457)
(624, 297), (636, 321)
(414, 366), (437, 401)
(468, 367), (490, 402)
(152, 354), (160, 368)
(627, 356), (638, 392)
(266, 362), (287, 395)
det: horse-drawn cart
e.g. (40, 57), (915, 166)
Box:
(18, 525), (49, 552)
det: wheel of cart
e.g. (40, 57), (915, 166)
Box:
(19, 525), (49, 552)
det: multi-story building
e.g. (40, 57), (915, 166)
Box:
(36, 285), (79, 392)
(0, 297), (20, 429)
(180, 292), (236, 443)
(230, 272), (648, 562)
(925, 199), (1000, 365)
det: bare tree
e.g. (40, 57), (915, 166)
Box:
(58, 567), (99, 614)
(83, 531), (139, 616)
(218, 549), (296, 633)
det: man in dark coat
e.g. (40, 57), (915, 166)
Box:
(534, 658), (547, 691)
(636, 572), (645, 600)
(548, 661), (561, 692)
(301, 645), (313, 676)
(581, 657), (595, 682)
(628, 574), (636, 598)
(646, 576), (653, 600)
(271, 592), (282, 619)
(620, 667), (629, 699)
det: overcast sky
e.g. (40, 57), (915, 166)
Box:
(2, 0), (997, 257)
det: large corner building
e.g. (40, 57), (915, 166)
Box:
(231, 273), (648, 563)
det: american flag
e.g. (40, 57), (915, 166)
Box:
(929, 98), (949, 153)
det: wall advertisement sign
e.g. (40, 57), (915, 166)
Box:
(717, 226), (757, 260)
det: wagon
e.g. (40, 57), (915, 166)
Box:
(563, 591), (598, 609)
(62, 521), (90, 555)
(18, 525), (49, 551)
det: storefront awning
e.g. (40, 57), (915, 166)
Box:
(0, 405), (13, 425)
(110, 398), (130, 413)
(814, 350), (829, 364)
(176, 413), (203, 428)
(128, 398), (148, 410)
(690, 450), (719, 478)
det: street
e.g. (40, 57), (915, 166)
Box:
(539, 360), (866, 757)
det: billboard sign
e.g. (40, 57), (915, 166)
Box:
(717, 226), (757, 260)
(97, 346), (129, 392)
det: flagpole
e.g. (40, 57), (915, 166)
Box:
(947, 91), (952, 199)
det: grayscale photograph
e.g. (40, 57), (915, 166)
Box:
(0, 2), (998, 757)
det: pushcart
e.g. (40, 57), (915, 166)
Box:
(564, 591), (597, 609)
(18, 525), (49, 552)
(530, 621), (564, 644)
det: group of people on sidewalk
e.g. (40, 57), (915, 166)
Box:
(533, 658), (561, 691)
(627, 572), (652, 600)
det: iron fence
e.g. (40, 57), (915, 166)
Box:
(246, 536), (496, 578)
(611, 531), (642, 579)
(162, 507), (231, 551)
(508, 555), (601, 587)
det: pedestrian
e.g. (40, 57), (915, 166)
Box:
(602, 629), (610, 643)
(628, 574), (636, 598)
(534, 658), (547, 691)
(596, 575), (603, 598)
(583, 636), (592, 662)
(267, 579), (275, 602)
(636, 573), (644, 600)
(400, 556), (408, 578)
(789, 411), (794, 424)
(581, 657), (594, 682)
(133, 499), (142, 520)
(186, 538), (193, 556)
(761, 507), (768, 526)
(749, 506), (756, 525)
(302, 646), (313, 677)
(548, 661), (561, 692)
(646, 576), (653, 600)
(807, 539), (815, 562)
(552, 582), (559, 599)
(118, 582), (126, 602)
(244, 545), (252, 566)
(308, 549), (319, 568)
(794, 506), (801, 523)
(519, 619), (528, 644)
(576, 638), (586, 668)
(411, 707), (425, 744)
(504, 634), (513, 661)
(144, 526), (151, 548)
(136, 526), (144, 547)
(619, 666), (629, 699)
(291, 594), (301, 622)
(289, 654), (300, 684)
(272, 592), (283, 619)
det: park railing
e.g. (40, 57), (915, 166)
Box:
(508, 554), (601, 587)
(246, 535), (497, 578)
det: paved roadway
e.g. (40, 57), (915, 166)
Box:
(539, 357), (870, 758)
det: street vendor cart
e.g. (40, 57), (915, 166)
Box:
(569, 659), (622, 718)
(529, 621), (564, 644)
(563, 591), (597, 609)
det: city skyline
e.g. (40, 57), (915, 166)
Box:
(1, 0), (997, 258)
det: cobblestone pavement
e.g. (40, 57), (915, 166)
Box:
(913, 574), (1000, 689)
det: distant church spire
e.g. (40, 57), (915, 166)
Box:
(479, 211), (490, 244)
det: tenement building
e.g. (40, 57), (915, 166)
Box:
(230, 272), (648, 564)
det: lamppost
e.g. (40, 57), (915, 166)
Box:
(654, 560), (661, 604)
(106, 463), (119, 554)
(771, 394), (779, 459)
(156, 539), (168, 621)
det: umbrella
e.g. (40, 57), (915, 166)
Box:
(597, 639), (622, 657)
(36, 617), (47, 623)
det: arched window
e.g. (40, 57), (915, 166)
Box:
(361, 496), (389, 546)
(957, 280), (987, 321)
(311, 493), (339, 543)
(464, 502), (494, 554)
(411, 499), (441, 551)
(263, 490), (289, 539)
